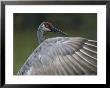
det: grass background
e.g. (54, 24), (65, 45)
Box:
(14, 13), (97, 75)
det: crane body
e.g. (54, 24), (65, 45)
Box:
(17, 22), (97, 75)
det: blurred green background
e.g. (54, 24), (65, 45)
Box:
(14, 13), (97, 75)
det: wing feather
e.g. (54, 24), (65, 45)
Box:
(59, 55), (74, 75)
(17, 37), (97, 75)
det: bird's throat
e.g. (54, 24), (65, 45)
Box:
(37, 29), (45, 44)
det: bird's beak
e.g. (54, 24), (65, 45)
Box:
(51, 27), (68, 36)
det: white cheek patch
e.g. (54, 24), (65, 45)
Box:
(42, 24), (51, 31)
(44, 27), (51, 31)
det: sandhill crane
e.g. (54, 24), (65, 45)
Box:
(17, 22), (97, 75)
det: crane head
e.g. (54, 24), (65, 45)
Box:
(38, 22), (68, 36)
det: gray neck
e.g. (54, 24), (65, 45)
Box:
(37, 29), (45, 44)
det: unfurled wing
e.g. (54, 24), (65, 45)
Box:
(17, 37), (97, 75)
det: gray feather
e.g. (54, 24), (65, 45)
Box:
(17, 37), (97, 75)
